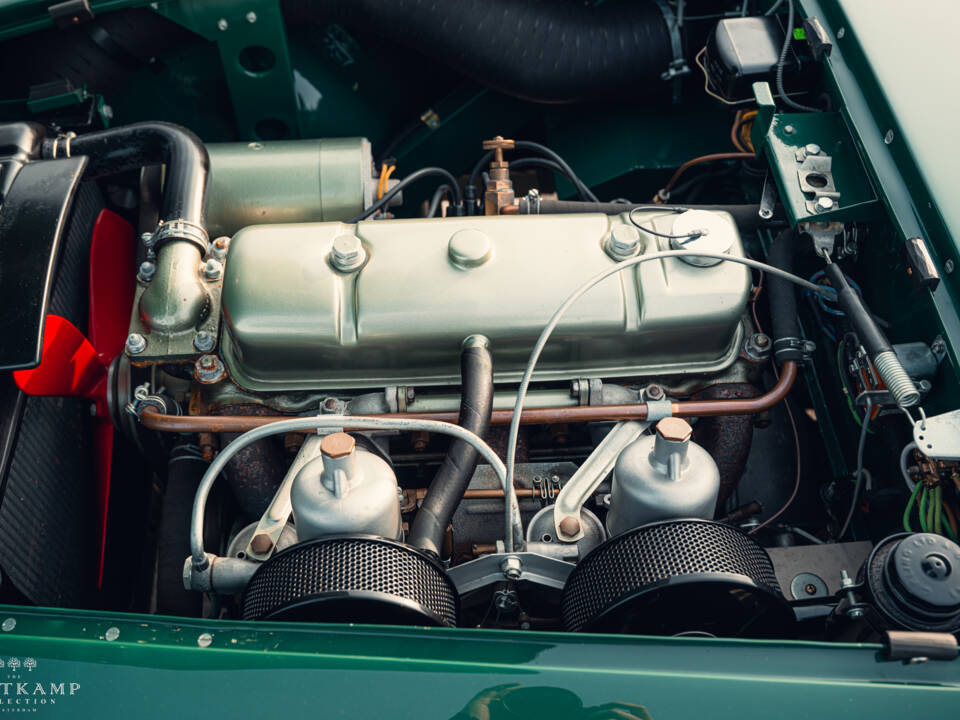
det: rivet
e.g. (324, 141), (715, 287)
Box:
(104, 626), (120, 642)
(1, 618), (15, 632)
(197, 632), (213, 648)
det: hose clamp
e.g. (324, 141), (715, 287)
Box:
(774, 337), (816, 363)
(153, 218), (210, 255)
(50, 131), (77, 159)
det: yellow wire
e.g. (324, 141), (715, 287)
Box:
(378, 165), (396, 200)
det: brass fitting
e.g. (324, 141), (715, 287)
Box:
(482, 136), (515, 215)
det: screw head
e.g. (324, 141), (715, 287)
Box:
(125, 333), (147, 355)
(194, 331), (216, 353)
(245, 11), (257, 22)
(140, 231), (156, 248)
(846, 607), (864, 619)
(945, 259), (955, 274)
(197, 632), (213, 648)
(784, 124), (795, 135)
(815, 196), (835, 213)
(884, 129), (895, 145)
(836, 27), (846, 39)
(1, 618), (15, 632)
(216, 18), (228, 30)
(104, 626), (120, 642)
(805, 143), (821, 155)
(138, 260), (156, 282)
(203, 258), (222, 281)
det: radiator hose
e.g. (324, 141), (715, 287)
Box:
(767, 229), (805, 365)
(408, 336), (494, 557)
(282, 0), (673, 103)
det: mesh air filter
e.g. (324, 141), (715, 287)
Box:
(242, 535), (458, 627)
(561, 519), (792, 637)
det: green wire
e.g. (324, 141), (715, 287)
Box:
(919, 486), (929, 533)
(902, 480), (922, 532)
(927, 486), (937, 533)
(943, 505), (958, 542)
(933, 486), (943, 535)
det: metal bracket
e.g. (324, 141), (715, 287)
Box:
(243, 434), (324, 561)
(912, 409), (960, 460)
(553, 420), (650, 542)
(446, 552), (574, 595)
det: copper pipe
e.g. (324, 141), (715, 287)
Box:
(139, 361), (797, 432)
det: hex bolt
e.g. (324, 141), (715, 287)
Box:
(330, 234), (366, 272)
(840, 570), (864, 619)
(203, 258), (223, 281)
(645, 384), (665, 401)
(251, 534), (273, 555)
(559, 516), (581, 537)
(321, 397), (340, 413)
(211, 236), (230, 261)
(804, 143), (821, 156)
(194, 331), (216, 353)
(608, 224), (642, 258)
(125, 333), (147, 355)
(815, 196), (835, 213)
(138, 260), (156, 282)
(501, 555), (522, 581)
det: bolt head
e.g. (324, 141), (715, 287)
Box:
(140, 231), (156, 248)
(125, 333), (147, 355)
(211, 236), (230, 261)
(321, 432), (355, 458)
(847, 608), (864, 619)
(216, 18), (228, 30)
(815, 196), (835, 212)
(104, 626), (120, 642)
(559, 516), (581, 537)
(1, 618), (15, 632)
(645, 384), (665, 401)
(755, 333), (770, 348)
(656, 417), (692, 442)
(194, 332), (216, 353)
(251, 533), (273, 555)
(198, 354), (216, 370)
(197, 632), (213, 648)
(138, 260), (156, 282)
(945, 259), (955, 274)
(784, 124), (795, 135)
(245, 11), (257, 22)
(609, 225), (642, 257)
(203, 258), (222, 280)
(500, 555), (522, 581)
(805, 143), (821, 155)
(330, 234), (366, 271)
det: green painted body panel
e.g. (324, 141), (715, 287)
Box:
(0, 605), (955, 717)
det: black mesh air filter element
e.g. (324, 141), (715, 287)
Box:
(242, 536), (458, 627)
(561, 520), (793, 637)
(861, 533), (960, 633)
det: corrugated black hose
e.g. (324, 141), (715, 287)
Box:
(408, 337), (494, 557)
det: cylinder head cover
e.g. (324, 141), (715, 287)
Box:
(606, 418), (720, 536)
(290, 433), (402, 541)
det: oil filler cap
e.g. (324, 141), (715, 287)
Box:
(669, 210), (736, 267)
(448, 228), (492, 268)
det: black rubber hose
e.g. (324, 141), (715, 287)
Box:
(519, 199), (783, 233)
(766, 229), (803, 364)
(43, 121), (209, 227)
(824, 262), (890, 357)
(282, 0), (672, 104)
(156, 447), (207, 616)
(409, 338), (494, 557)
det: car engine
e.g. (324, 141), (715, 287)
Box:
(0, 0), (958, 652)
